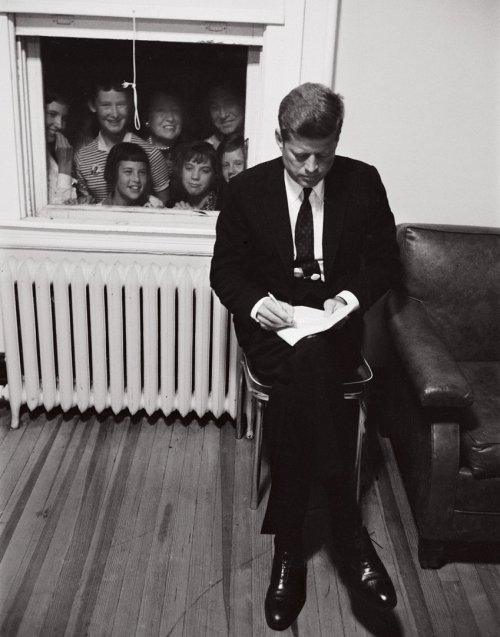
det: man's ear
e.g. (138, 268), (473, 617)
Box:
(275, 129), (283, 150)
(88, 99), (97, 114)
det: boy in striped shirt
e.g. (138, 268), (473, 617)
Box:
(74, 80), (170, 204)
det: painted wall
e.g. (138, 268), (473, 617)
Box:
(334, 0), (500, 227)
(1, 1), (499, 361)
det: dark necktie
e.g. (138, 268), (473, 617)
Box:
(295, 188), (313, 266)
(294, 188), (320, 278)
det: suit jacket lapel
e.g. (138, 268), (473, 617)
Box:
(323, 160), (347, 284)
(264, 160), (294, 275)
(261, 158), (349, 283)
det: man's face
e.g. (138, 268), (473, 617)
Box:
(276, 130), (339, 188)
(90, 89), (130, 137)
(208, 88), (244, 137)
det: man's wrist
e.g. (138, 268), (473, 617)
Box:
(251, 297), (267, 322)
(335, 290), (360, 310)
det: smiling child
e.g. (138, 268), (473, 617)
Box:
(102, 142), (163, 208)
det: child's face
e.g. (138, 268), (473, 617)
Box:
(181, 159), (214, 198)
(221, 148), (245, 182)
(45, 101), (68, 143)
(114, 160), (148, 205)
(148, 95), (183, 144)
(208, 88), (244, 137)
(90, 89), (130, 137)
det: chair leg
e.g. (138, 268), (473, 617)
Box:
(235, 368), (245, 439)
(246, 395), (255, 439)
(353, 398), (366, 504)
(250, 400), (264, 509)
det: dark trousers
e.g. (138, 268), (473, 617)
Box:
(244, 319), (361, 537)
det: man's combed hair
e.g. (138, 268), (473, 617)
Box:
(278, 83), (344, 141)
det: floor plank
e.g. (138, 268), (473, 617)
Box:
(135, 420), (187, 637)
(16, 417), (100, 637)
(110, 421), (173, 637)
(93, 418), (158, 637)
(0, 414), (86, 634)
(183, 423), (223, 637)
(455, 562), (499, 637)
(47, 416), (130, 637)
(159, 423), (205, 637)
(228, 420), (254, 637)
(1, 410), (499, 637)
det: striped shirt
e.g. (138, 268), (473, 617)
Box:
(73, 132), (170, 203)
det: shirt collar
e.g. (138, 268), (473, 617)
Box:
(283, 169), (324, 204)
(97, 131), (131, 152)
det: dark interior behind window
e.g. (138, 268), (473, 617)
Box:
(41, 38), (248, 151)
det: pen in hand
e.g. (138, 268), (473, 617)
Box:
(267, 292), (295, 326)
(267, 292), (284, 310)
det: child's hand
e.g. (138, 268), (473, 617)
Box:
(144, 195), (164, 209)
(173, 200), (192, 210)
(54, 132), (73, 176)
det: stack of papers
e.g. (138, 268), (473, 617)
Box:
(277, 301), (356, 346)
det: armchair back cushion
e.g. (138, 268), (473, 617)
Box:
(398, 224), (500, 361)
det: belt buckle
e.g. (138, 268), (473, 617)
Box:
(294, 267), (320, 281)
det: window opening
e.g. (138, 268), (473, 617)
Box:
(33, 36), (248, 211)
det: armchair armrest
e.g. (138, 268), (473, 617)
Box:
(388, 295), (473, 408)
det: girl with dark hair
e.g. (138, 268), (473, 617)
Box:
(44, 89), (76, 204)
(102, 142), (163, 207)
(169, 141), (219, 211)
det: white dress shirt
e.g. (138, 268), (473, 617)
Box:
(251, 169), (359, 320)
(284, 169), (325, 274)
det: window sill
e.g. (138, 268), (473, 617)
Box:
(0, 209), (218, 256)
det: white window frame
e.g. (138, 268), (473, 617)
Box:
(11, 11), (265, 223)
(2, 1), (285, 25)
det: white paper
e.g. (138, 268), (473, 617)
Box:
(277, 300), (356, 346)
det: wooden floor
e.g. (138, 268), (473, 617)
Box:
(1, 403), (500, 637)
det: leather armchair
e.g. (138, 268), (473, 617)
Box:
(387, 223), (500, 568)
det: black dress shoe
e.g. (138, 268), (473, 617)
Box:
(338, 526), (397, 611)
(265, 549), (307, 631)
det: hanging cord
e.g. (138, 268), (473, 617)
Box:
(122, 11), (141, 130)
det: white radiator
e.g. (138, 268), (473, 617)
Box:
(0, 258), (240, 429)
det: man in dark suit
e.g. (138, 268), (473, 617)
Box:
(210, 83), (400, 630)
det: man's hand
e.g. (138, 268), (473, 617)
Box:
(54, 132), (73, 177)
(324, 296), (348, 329)
(256, 298), (295, 331)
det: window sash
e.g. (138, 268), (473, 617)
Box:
(15, 29), (260, 220)
(18, 36), (46, 215)
(14, 13), (265, 46)
(3, 0), (285, 25)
